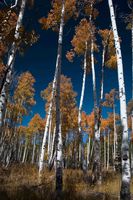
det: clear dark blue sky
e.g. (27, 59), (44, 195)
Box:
(10, 0), (131, 125)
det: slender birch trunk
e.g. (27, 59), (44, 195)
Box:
(56, 123), (63, 192)
(55, 0), (65, 192)
(48, 127), (56, 167)
(91, 39), (101, 183)
(32, 133), (36, 164)
(0, 0), (27, 128)
(48, 117), (52, 160)
(87, 136), (91, 168)
(108, 0), (131, 199)
(22, 138), (28, 163)
(113, 104), (117, 170)
(78, 42), (87, 168)
(107, 131), (110, 171)
(39, 1), (65, 175)
(104, 133), (106, 170)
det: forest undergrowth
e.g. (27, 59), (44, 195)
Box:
(0, 165), (133, 200)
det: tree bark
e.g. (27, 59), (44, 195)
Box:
(108, 0), (131, 199)
(55, 0), (65, 192)
(91, 39), (100, 184)
(78, 42), (87, 169)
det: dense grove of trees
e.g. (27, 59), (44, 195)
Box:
(0, 0), (133, 200)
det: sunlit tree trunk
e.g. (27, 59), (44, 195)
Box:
(78, 42), (87, 168)
(0, 0), (27, 128)
(22, 138), (28, 163)
(108, 0), (131, 199)
(48, 117), (52, 160)
(39, 99), (55, 173)
(48, 127), (56, 167)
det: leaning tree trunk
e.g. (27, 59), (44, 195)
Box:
(55, 0), (65, 192)
(91, 39), (101, 184)
(0, 0), (27, 128)
(78, 42), (87, 169)
(108, 0), (131, 199)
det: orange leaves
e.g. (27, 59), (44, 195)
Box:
(103, 89), (118, 108)
(28, 114), (45, 134)
(14, 71), (36, 108)
(41, 75), (78, 136)
(99, 29), (117, 69)
(66, 18), (97, 73)
(39, 0), (76, 31)
(105, 55), (117, 69)
(0, 9), (18, 42)
(71, 19), (93, 55)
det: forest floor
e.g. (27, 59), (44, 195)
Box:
(0, 164), (133, 200)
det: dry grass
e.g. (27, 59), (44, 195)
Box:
(0, 165), (133, 200)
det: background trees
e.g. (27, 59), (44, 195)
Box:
(0, 0), (132, 199)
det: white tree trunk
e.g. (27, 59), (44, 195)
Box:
(11, 0), (18, 8)
(91, 39), (100, 183)
(107, 131), (110, 171)
(78, 42), (87, 168)
(108, 0), (131, 198)
(48, 117), (52, 159)
(22, 140), (27, 163)
(113, 104), (117, 171)
(0, 0), (27, 128)
(87, 136), (91, 168)
(32, 133), (36, 164)
(55, 0), (65, 192)
(56, 124), (63, 190)
(104, 133), (106, 170)
(39, 1), (65, 176)
(48, 127), (56, 167)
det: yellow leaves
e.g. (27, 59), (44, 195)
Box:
(28, 114), (45, 134)
(0, 9), (17, 40)
(14, 72), (36, 108)
(103, 89), (118, 108)
(99, 29), (117, 69)
(105, 55), (117, 69)
(71, 19), (92, 55)
(41, 75), (78, 136)
(66, 18), (97, 74)
(39, 0), (76, 31)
